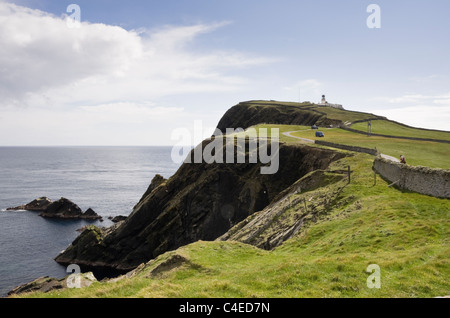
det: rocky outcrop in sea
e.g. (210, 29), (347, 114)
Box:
(7, 197), (52, 212)
(7, 197), (102, 220)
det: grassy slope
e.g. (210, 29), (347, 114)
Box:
(15, 104), (450, 298)
(351, 120), (450, 141)
(237, 123), (449, 168)
(289, 126), (450, 169)
(311, 106), (380, 122)
(18, 153), (449, 298)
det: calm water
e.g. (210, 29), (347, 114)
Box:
(0, 146), (180, 296)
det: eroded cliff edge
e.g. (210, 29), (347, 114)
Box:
(55, 139), (345, 272)
(216, 101), (341, 131)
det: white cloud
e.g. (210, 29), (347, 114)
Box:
(0, 2), (275, 145)
(0, 102), (221, 146)
(433, 98), (450, 105)
(79, 102), (184, 124)
(408, 74), (439, 83)
(0, 3), (273, 106)
(0, 2), (143, 105)
(388, 94), (430, 104)
(387, 92), (450, 104)
(373, 105), (450, 131)
(0, 2), (273, 109)
(283, 79), (323, 102)
(369, 92), (449, 131)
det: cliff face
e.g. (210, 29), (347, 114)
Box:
(55, 139), (345, 272)
(215, 101), (341, 132)
(218, 170), (349, 250)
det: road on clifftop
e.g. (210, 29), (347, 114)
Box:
(282, 130), (400, 162)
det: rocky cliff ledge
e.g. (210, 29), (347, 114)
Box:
(55, 139), (345, 272)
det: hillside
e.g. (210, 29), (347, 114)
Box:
(10, 101), (450, 298)
(215, 100), (385, 132)
(243, 123), (449, 169)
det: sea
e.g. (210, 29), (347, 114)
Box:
(0, 146), (181, 297)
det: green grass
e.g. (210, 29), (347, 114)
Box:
(16, 153), (450, 298)
(238, 124), (449, 169)
(224, 124), (311, 144)
(310, 106), (379, 123)
(351, 120), (450, 141)
(289, 127), (450, 169)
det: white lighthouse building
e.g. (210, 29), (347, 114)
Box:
(318, 94), (344, 109)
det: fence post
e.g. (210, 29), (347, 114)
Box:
(348, 165), (351, 184)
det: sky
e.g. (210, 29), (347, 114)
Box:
(0, 0), (449, 146)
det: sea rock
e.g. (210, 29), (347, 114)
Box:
(109, 215), (127, 223)
(40, 197), (83, 218)
(8, 272), (97, 296)
(7, 197), (53, 212)
(7, 197), (102, 220)
(39, 198), (101, 220)
(84, 208), (102, 220)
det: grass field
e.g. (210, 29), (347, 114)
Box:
(291, 127), (449, 169)
(17, 153), (449, 298)
(236, 124), (450, 169)
(351, 120), (450, 142)
(310, 106), (379, 123)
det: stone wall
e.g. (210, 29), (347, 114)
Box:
(373, 157), (450, 198)
(315, 140), (379, 156)
(340, 125), (450, 144)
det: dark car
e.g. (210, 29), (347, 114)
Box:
(315, 131), (324, 137)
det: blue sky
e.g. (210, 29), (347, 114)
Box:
(1, 0), (449, 145)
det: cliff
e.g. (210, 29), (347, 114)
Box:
(55, 139), (345, 272)
(52, 100), (387, 273)
(215, 101), (341, 132)
(14, 150), (450, 298)
(218, 169), (349, 249)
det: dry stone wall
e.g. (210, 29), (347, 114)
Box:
(373, 157), (450, 198)
(315, 140), (379, 156)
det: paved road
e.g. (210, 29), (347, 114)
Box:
(282, 130), (315, 143)
(283, 130), (400, 162)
